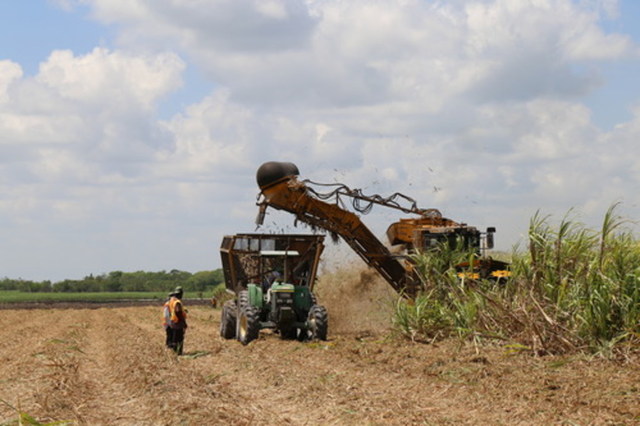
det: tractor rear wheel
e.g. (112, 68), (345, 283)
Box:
(306, 305), (328, 341)
(237, 304), (260, 345)
(220, 300), (237, 339)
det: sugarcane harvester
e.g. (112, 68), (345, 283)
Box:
(255, 161), (509, 298)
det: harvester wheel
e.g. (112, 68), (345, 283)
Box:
(237, 304), (260, 345)
(220, 300), (237, 339)
(306, 305), (328, 341)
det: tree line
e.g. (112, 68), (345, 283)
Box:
(0, 269), (224, 294)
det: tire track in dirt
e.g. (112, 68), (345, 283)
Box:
(0, 310), (67, 421)
(179, 306), (477, 424)
(133, 304), (299, 425)
(2, 306), (638, 425)
(177, 303), (458, 423)
(78, 306), (284, 425)
(183, 305), (640, 425)
(76, 307), (202, 425)
(0, 309), (94, 423)
(198, 334), (450, 424)
(76, 309), (145, 424)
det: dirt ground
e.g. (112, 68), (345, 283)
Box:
(0, 273), (638, 425)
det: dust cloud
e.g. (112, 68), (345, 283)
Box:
(313, 265), (397, 335)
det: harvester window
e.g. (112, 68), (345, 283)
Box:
(424, 237), (442, 249)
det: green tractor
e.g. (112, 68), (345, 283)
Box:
(219, 233), (328, 345)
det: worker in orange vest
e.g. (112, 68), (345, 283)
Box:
(162, 286), (188, 354)
(162, 292), (172, 349)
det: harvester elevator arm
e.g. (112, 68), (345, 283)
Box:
(255, 162), (419, 297)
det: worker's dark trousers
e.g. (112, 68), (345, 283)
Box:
(166, 327), (185, 355)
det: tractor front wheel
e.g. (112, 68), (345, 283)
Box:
(220, 300), (237, 339)
(306, 305), (328, 341)
(238, 290), (250, 311)
(237, 304), (260, 345)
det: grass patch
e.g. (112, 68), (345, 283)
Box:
(0, 291), (169, 304)
(0, 398), (72, 425)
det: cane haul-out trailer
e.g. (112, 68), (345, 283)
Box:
(219, 233), (328, 344)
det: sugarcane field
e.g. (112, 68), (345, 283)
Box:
(0, 268), (638, 425)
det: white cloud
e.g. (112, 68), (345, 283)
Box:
(0, 47), (184, 156)
(72, 0), (636, 109)
(156, 90), (256, 178)
(255, 0), (289, 20)
(0, 60), (23, 103)
(36, 48), (184, 110)
(0, 47), (187, 261)
(465, 0), (632, 61)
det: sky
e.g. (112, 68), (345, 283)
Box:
(1, 0), (640, 281)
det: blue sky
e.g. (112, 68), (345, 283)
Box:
(0, 1), (212, 119)
(1, 0), (640, 281)
(586, 0), (640, 128)
(0, 2), (101, 75)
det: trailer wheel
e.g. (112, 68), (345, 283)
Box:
(237, 304), (260, 345)
(220, 300), (237, 339)
(306, 305), (328, 341)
